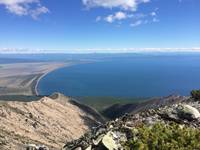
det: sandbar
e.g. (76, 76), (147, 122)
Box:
(0, 62), (70, 96)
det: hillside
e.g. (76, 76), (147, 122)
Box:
(102, 95), (187, 119)
(63, 96), (200, 150)
(0, 93), (200, 150)
(0, 93), (104, 150)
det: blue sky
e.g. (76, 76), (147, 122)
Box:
(0, 0), (200, 53)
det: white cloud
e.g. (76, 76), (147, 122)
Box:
(152, 17), (159, 22)
(104, 11), (127, 23)
(30, 6), (49, 19)
(115, 11), (127, 19)
(0, 0), (49, 19)
(99, 10), (159, 26)
(151, 11), (156, 16)
(82, 0), (150, 11)
(71, 47), (200, 53)
(130, 20), (142, 27)
(0, 48), (46, 54)
(105, 14), (114, 23)
(131, 13), (146, 19)
(1, 47), (200, 54)
(128, 9), (159, 27)
(82, 0), (159, 27)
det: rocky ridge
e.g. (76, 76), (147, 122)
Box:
(0, 93), (104, 150)
(102, 95), (187, 119)
(63, 97), (200, 150)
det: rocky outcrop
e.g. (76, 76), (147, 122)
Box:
(102, 95), (187, 119)
(0, 93), (199, 150)
(177, 104), (200, 120)
(63, 97), (200, 150)
(0, 93), (104, 150)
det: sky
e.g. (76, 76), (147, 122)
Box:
(0, 0), (200, 53)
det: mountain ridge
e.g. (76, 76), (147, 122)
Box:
(0, 93), (200, 150)
(102, 95), (187, 119)
(63, 96), (200, 150)
(0, 93), (104, 150)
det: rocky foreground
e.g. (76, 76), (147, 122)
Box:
(0, 94), (200, 150)
(0, 93), (104, 150)
(63, 97), (200, 150)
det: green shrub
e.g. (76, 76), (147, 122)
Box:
(191, 90), (200, 101)
(124, 123), (200, 150)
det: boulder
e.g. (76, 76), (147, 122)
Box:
(100, 131), (127, 150)
(85, 145), (92, 150)
(177, 104), (200, 120)
(101, 132), (118, 150)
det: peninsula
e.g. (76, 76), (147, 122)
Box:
(0, 62), (69, 96)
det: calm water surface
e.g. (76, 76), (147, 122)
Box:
(38, 54), (200, 97)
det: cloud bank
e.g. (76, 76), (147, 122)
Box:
(1, 48), (200, 54)
(82, 0), (159, 27)
(82, 0), (150, 11)
(0, 0), (49, 19)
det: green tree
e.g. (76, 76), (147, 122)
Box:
(191, 90), (200, 101)
(124, 123), (200, 150)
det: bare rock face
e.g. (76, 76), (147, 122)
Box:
(0, 93), (104, 150)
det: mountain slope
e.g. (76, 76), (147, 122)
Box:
(102, 95), (187, 119)
(63, 97), (200, 150)
(0, 93), (104, 150)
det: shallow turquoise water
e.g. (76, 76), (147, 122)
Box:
(38, 54), (200, 97)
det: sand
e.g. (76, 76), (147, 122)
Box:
(0, 62), (69, 96)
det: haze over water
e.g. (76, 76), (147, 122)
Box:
(38, 53), (200, 97)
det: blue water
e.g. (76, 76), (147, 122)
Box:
(38, 54), (200, 97)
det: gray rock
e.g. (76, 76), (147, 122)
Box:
(101, 131), (118, 150)
(85, 145), (92, 150)
(144, 117), (154, 125)
(62, 99), (200, 150)
(74, 147), (82, 150)
(26, 144), (49, 150)
(92, 134), (105, 145)
(177, 104), (200, 120)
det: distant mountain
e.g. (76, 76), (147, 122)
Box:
(0, 93), (104, 150)
(0, 57), (40, 64)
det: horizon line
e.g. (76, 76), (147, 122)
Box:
(0, 47), (200, 54)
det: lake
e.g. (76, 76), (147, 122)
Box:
(38, 54), (200, 97)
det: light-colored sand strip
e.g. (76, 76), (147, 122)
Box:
(0, 62), (70, 96)
(34, 63), (70, 96)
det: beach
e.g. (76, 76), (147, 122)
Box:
(0, 62), (69, 96)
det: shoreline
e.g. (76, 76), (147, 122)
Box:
(0, 62), (71, 96)
(0, 61), (92, 96)
(33, 63), (70, 96)
(34, 61), (94, 96)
